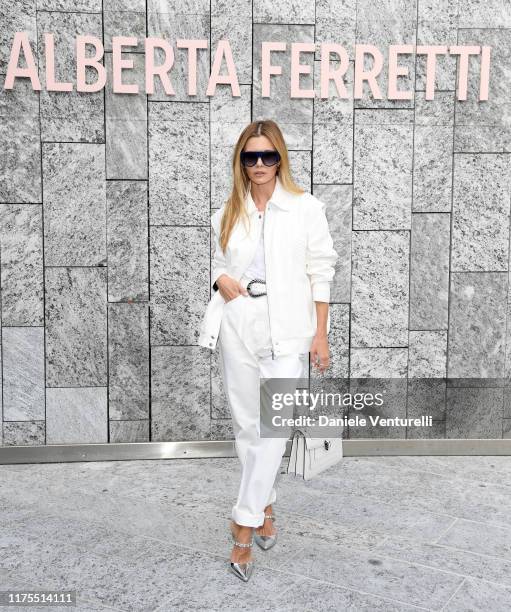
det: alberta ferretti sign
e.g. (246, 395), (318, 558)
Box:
(4, 32), (491, 101)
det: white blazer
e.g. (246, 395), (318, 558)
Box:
(198, 175), (339, 354)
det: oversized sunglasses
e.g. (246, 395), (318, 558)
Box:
(240, 150), (281, 167)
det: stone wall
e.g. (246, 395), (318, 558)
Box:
(1, 0), (510, 445)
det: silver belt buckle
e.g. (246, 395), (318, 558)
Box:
(246, 278), (267, 297)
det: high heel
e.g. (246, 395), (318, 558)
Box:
(254, 513), (277, 550)
(229, 521), (255, 582)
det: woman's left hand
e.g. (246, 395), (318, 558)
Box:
(310, 333), (330, 373)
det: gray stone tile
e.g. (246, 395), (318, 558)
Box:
(313, 184), (352, 303)
(106, 119), (148, 180)
(272, 578), (422, 611)
(350, 347), (408, 377)
(1, 420), (45, 446)
(253, 0), (315, 23)
(408, 331), (447, 378)
(312, 61), (353, 184)
(149, 226), (209, 345)
(151, 346), (211, 441)
(413, 95), (454, 213)
(347, 378), (408, 438)
(415, 1), (458, 92)
(351, 231), (409, 347)
(104, 10), (146, 53)
(2, 326), (44, 421)
(42, 143), (107, 266)
(210, 84), (251, 208)
(447, 272), (507, 378)
(210, 417), (233, 439)
(46, 387), (108, 444)
(0, 1), (37, 74)
(284, 472), (453, 540)
(108, 303), (149, 420)
(3, 456), (511, 609)
(0, 79), (42, 203)
(148, 102), (209, 225)
(45, 267), (107, 387)
(407, 378), (446, 421)
(507, 259), (511, 381)
(446, 386), (504, 439)
(415, 89), (455, 128)
(37, 0), (102, 10)
(454, 29), (511, 152)
(452, 153), (511, 272)
(211, 0), (252, 85)
(147, 0), (209, 9)
(313, 121), (353, 184)
(36, 11), (104, 142)
(437, 518), (511, 561)
(147, 11), (210, 102)
(106, 181), (148, 302)
(289, 150), (311, 191)
(443, 578), (511, 612)
(109, 419), (149, 442)
(458, 0), (511, 27)
(315, 0), (357, 60)
(0, 204), (43, 326)
(105, 51), (147, 179)
(354, 0), (417, 109)
(104, 0), (145, 9)
(375, 532), (511, 590)
(285, 536), (461, 609)
(410, 212), (450, 330)
(353, 111), (414, 229)
(253, 24), (314, 149)
(324, 303), (349, 378)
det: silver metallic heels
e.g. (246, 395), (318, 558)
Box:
(254, 513), (277, 550)
(229, 522), (255, 582)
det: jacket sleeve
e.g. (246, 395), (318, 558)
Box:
(211, 208), (228, 291)
(305, 197), (339, 303)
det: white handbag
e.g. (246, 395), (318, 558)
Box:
(286, 430), (343, 480)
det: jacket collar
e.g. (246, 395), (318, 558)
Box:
(245, 175), (292, 214)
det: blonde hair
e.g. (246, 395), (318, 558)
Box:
(218, 119), (304, 252)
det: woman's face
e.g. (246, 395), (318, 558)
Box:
(242, 135), (280, 186)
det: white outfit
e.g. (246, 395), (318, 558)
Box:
(198, 175), (338, 353)
(219, 272), (305, 527)
(199, 176), (338, 527)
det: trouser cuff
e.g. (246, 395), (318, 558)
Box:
(232, 505), (265, 527)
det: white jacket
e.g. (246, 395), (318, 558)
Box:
(198, 175), (339, 355)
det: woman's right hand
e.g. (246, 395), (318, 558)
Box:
(217, 274), (249, 303)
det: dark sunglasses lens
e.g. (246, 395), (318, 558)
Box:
(241, 151), (258, 166)
(262, 151), (280, 166)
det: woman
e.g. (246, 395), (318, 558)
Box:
(198, 119), (338, 582)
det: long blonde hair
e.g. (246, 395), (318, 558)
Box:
(219, 120), (304, 252)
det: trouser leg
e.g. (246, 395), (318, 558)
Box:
(218, 294), (304, 527)
(256, 352), (304, 510)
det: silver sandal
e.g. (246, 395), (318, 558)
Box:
(229, 522), (255, 582)
(254, 513), (277, 551)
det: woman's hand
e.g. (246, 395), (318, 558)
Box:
(217, 274), (248, 303)
(310, 333), (330, 373)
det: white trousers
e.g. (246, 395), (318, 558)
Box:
(218, 283), (304, 527)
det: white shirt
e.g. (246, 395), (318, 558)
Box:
(243, 211), (266, 280)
